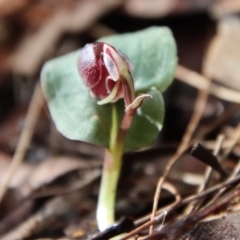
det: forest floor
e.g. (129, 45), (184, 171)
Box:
(0, 0), (240, 239)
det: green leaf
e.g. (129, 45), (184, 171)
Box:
(41, 54), (112, 146)
(41, 27), (176, 151)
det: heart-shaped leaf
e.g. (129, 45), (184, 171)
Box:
(41, 27), (177, 151)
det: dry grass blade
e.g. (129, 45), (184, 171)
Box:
(176, 65), (240, 104)
(0, 82), (44, 203)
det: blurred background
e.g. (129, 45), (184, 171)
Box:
(0, 0), (240, 239)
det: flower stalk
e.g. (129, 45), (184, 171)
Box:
(97, 105), (124, 231)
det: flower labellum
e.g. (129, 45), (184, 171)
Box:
(77, 42), (135, 106)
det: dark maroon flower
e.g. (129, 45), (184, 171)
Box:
(77, 42), (135, 105)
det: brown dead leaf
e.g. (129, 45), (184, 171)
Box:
(204, 17), (240, 91)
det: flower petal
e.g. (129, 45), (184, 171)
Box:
(116, 49), (134, 72)
(78, 44), (102, 89)
(103, 51), (119, 82)
(97, 79), (121, 105)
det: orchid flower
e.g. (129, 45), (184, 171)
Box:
(77, 42), (150, 231)
(77, 42), (135, 106)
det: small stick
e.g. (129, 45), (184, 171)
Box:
(205, 124), (240, 206)
(185, 135), (224, 214)
(191, 142), (227, 178)
(144, 189), (240, 240)
(149, 85), (210, 234)
(122, 173), (240, 240)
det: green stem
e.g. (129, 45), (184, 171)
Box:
(97, 103), (137, 231)
(97, 104), (124, 231)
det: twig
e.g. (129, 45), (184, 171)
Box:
(144, 189), (240, 240)
(220, 123), (240, 161)
(190, 142), (227, 178)
(122, 183), (181, 240)
(0, 82), (44, 203)
(197, 135), (224, 193)
(205, 124), (240, 206)
(149, 82), (210, 234)
(203, 138), (234, 149)
(185, 134), (224, 213)
(122, 173), (240, 240)
(162, 181), (181, 203)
